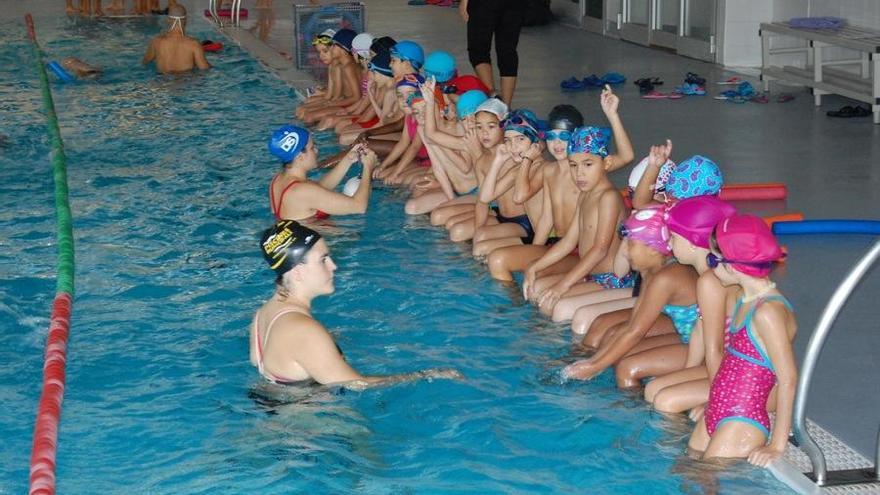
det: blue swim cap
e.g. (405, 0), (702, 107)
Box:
(568, 126), (611, 157)
(502, 109), (541, 143)
(456, 90), (488, 119)
(665, 155), (724, 200)
(390, 40), (425, 70)
(269, 125), (309, 163)
(423, 51), (457, 83)
(331, 29), (357, 53)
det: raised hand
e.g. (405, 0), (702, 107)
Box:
(600, 84), (620, 117)
(647, 139), (673, 169)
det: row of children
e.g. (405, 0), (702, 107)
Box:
(265, 28), (798, 468)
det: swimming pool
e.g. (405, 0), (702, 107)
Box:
(0, 15), (795, 494)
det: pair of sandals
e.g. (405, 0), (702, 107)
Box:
(634, 77), (663, 94)
(827, 105), (871, 118)
(560, 72), (626, 91)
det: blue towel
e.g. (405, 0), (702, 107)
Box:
(789, 17), (845, 30)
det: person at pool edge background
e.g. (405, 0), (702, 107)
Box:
(142, 4), (211, 74)
(251, 220), (463, 389)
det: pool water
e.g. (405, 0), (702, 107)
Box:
(0, 15), (794, 494)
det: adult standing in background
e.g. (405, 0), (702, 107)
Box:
(459, 0), (526, 107)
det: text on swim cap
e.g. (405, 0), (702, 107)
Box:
(263, 228), (295, 255)
(278, 132), (300, 153)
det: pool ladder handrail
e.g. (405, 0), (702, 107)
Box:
(791, 238), (880, 487)
(207, 0), (242, 27)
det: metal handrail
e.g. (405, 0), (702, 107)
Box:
(231, 0), (242, 26)
(207, 0), (220, 24)
(792, 238), (880, 486)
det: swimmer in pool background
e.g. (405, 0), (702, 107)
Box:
(142, 4), (211, 74)
(250, 220), (463, 389)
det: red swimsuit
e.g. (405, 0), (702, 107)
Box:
(270, 176), (329, 220)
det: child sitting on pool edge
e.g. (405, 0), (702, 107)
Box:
(524, 125), (630, 318)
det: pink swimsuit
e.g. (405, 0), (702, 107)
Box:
(704, 295), (793, 437)
(404, 114), (430, 162)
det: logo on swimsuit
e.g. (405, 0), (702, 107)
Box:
(263, 228), (295, 255)
(278, 132), (301, 153)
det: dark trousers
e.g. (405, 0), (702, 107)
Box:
(466, 0), (526, 77)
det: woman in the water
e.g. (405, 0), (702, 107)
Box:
(250, 220), (462, 389)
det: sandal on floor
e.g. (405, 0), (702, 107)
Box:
(582, 74), (605, 88)
(673, 83), (706, 95)
(560, 77), (586, 91)
(826, 105), (871, 117)
(777, 93), (795, 103)
(716, 76), (742, 85)
(601, 72), (626, 85)
(750, 94), (769, 104)
(685, 72), (706, 85)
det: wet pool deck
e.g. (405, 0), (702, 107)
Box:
(10, 0), (880, 492)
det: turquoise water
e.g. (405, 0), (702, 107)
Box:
(0, 16), (795, 494)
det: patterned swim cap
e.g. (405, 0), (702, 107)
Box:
(568, 126), (611, 157)
(621, 205), (671, 255)
(502, 109), (541, 143)
(665, 155), (723, 200)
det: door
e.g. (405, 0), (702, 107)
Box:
(582, 0), (606, 34)
(619, 0), (650, 45)
(676, 0), (716, 62)
(650, 0), (679, 49)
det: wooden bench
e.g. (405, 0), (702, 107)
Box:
(760, 22), (880, 123)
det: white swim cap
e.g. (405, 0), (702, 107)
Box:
(351, 33), (374, 59)
(474, 97), (508, 120)
(628, 155), (675, 191)
(343, 177), (361, 197)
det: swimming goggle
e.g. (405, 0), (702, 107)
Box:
(501, 114), (535, 129)
(545, 130), (572, 141)
(405, 91), (423, 107)
(312, 35), (333, 46)
(617, 224), (631, 239)
(442, 83), (459, 94)
(706, 252), (774, 270)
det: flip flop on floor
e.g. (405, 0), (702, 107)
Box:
(685, 72), (706, 85)
(634, 77), (663, 87)
(560, 77), (586, 91)
(582, 74), (605, 88)
(826, 105), (871, 117)
(673, 83), (706, 95)
(750, 94), (769, 104)
(716, 77), (742, 85)
(641, 90), (683, 100)
(777, 93), (795, 103)
(601, 72), (626, 85)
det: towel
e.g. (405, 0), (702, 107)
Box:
(789, 17), (846, 30)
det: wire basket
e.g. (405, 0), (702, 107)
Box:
(293, 2), (366, 69)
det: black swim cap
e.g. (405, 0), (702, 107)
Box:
(370, 36), (397, 55)
(260, 220), (322, 275)
(548, 104), (584, 132)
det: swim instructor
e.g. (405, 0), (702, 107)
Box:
(250, 221), (462, 389)
(459, 0), (526, 106)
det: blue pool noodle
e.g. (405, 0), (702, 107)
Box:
(773, 220), (880, 235)
(47, 61), (75, 82)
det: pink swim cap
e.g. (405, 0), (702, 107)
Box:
(622, 205), (671, 255)
(666, 195), (737, 249)
(714, 214), (783, 277)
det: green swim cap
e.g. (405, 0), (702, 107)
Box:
(261, 220), (322, 275)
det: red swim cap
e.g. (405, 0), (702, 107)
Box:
(444, 75), (490, 95)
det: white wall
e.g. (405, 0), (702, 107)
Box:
(719, 0), (880, 68)
(717, 0), (772, 68)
